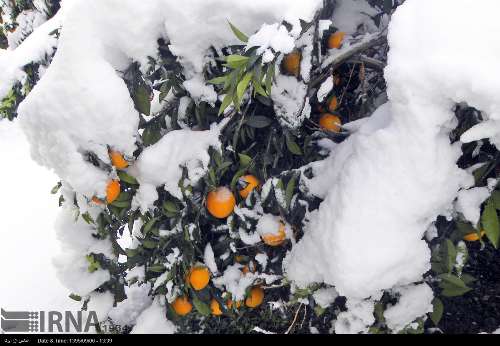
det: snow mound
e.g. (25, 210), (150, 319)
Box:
(130, 299), (177, 334)
(14, 0), (322, 200)
(286, 0), (500, 305)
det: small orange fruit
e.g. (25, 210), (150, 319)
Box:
(242, 261), (256, 275)
(319, 113), (342, 133)
(189, 266), (210, 291)
(226, 299), (242, 310)
(109, 150), (129, 170)
(282, 51), (301, 77)
(245, 287), (264, 308)
(328, 31), (345, 49)
(207, 187), (236, 219)
(91, 196), (104, 205)
(239, 175), (260, 199)
(106, 180), (121, 204)
(210, 299), (223, 316)
(172, 296), (192, 316)
(334, 74), (342, 86)
(261, 222), (287, 247)
(327, 95), (339, 113)
(463, 230), (486, 242)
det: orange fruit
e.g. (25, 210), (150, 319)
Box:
(261, 222), (287, 247)
(282, 51), (301, 77)
(226, 299), (242, 310)
(463, 230), (486, 242)
(109, 150), (129, 170)
(210, 299), (223, 316)
(207, 187), (236, 219)
(245, 287), (264, 308)
(328, 31), (345, 49)
(91, 196), (104, 205)
(189, 266), (210, 291)
(334, 74), (341, 86)
(172, 296), (192, 316)
(242, 261), (256, 275)
(106, 180), (121, 204)
(327, 95), (338, 113)
(319, 113), (342, 133)
(239, 175), (260, 199)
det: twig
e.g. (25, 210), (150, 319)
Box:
(285, 303), (304, 334)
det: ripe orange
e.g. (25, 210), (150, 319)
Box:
(282, 51), (301, 77)
(210, 299), (223, 316)
(239, 175), (260, 199)
(189, 266), (210, 291)
(226, 299), (242, 310)
(91, 196), (104, 205)
(242, 261), (256, 275)
(109, 150), (129, 170)
(327, 95), (338, 113)
(319, 113), (342, 133)
(172, 296), (192, 316)
(261, 222), (287, 247)
(245, 287), (264, 308)
(328, 31), (345, 49)
(207, 187), (236, 219)
(463, 230), (486, 242)
(106, 180), (121, 204)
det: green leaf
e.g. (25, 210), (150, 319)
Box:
(225, 55), (249, 68)
(482, 199), (499, 248)
(285, 174), (297, 209)
(110, 200), (131, 209)
(238, 153), (252, 168)
(236, 72), (253, 102)
(159, 81), (171, 102)
(117, 171), (139, 185)
(228, 21), (249, 43)
(430, 298), (443, 326)
(163, 200), (179, 214)
(51, 182), (62, 194)
(81, 212), (95, 225)
(142, 240), (158, 249)
(69, 294), (82, 302)
(490, 190), (500, 210)
(444, 239), (457, 273)
(439, 273), (472, 297)
(245, 115), (272, 129)
(286, 135), (303, 156)
(218, 93), (234, 115)
(192, 295), (211, 316)
(208, 75), (228, 85)
(265, 63), (275, 94)
(133, 84), (151, 116)
(143, 218), (158, 235)
(148, 264), (166, 273)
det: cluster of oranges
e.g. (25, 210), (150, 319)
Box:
(91, 150), (131, 205)
(171, 265), (265, 317)
(282, 31), (345, 134)
(206, 175), (287, 247)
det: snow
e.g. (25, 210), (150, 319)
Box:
(384, 284), (434, 333)
(256, 213), (282, 237)
(52, 206), (114, 297)
(331, 0), (379, 35)
(108, 284), (152, 327)
(246, 23), (295, 60)
(204, 243), (219, 274)
(313, 287), (339, 309)
(131, 121), (225, 209)
(455, 187), (490, 225)
(0, 9), (60, 99)
(0, 120), (79, 313)
(130, 298), (177, 334)
(271, 74), (310, 129)
(286, 0), (500, 306)
(334, 299), (374, 334)
(317, 76), (334, 103)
